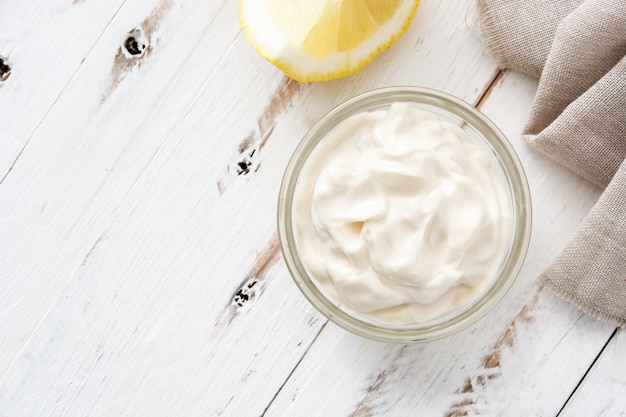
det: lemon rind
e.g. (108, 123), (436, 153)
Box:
(239, 0), (421, 82)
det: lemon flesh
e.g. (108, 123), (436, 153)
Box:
(239, 0), (420, 82)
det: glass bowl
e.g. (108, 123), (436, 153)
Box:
(277, 86), (531, 343)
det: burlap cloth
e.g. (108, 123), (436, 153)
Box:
(477, 0), (626, 327)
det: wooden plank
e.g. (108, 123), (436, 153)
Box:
(264, 290), (614, 416)
(0, 1), (510, 415)
(558, 329), (625, 417)
(262, 70), (616, 416)
(0, 0), (128, 178)
(0, 0), (240, 377)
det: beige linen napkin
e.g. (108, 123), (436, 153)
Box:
(477, 0), (626, 327)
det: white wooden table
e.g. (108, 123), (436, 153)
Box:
(1, 1), (624, 415)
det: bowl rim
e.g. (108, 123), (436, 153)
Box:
(277, 86), (532, 343)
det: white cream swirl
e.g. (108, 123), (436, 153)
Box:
(294, 103), (511, 323)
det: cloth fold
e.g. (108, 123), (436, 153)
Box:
(477, 0), (626, 328)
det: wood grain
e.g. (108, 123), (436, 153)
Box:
(0, 0), (129, 180)
(0, 0), (238, 377)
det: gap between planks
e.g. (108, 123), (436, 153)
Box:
(555, 327), (619, 417)
(0, 0), (131, 185)
(260, 321), (329, 417)
(474, 68), (506, 110)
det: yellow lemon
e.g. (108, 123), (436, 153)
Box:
(239, 0), (421, 82)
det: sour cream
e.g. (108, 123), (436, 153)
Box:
(293, 103), (511, 324)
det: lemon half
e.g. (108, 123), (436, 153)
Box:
(239, 0), (421, 82)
